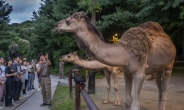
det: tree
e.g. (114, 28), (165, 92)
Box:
(136, 0), (184, 57)
(0, 0), (12, 23)
(29, 0), (81, 70)
(0, 0), (13, 57)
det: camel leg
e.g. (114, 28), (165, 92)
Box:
(112, 73), (120, 106)
(131, 73), (145, 110)
(124, 72), (132, 108)
(155, 72), (162, 110)
(103, 70), (111, 104)
(160, 61), (173, 110)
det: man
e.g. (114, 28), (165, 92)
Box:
(0, 58), (5, 105)
(12, 54), (22, 104)
(59, 61), (65, 79)
(37, 53), (52, 107)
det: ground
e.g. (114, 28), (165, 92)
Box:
(81, 74), (184, 110)
(3, 74), (183, 110)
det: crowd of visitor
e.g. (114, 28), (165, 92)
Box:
(0, 54), (40, 109)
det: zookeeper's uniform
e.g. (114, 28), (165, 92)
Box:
(40, 62), (51, 105)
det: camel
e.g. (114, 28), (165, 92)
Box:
(55, 12), (176, 110)
(59, 51), (123, 106)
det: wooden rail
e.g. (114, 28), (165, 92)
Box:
(173, 61), (184, 69)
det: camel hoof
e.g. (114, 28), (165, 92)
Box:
(103, 100), (109, 104)
(124, 102), (131, 108)
(114, 102), (120, 106)
(130, 105), (140, 110)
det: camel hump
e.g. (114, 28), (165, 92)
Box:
(120, 27), (151, 61)
(119, 21), (172, 61)
(138, 21), (164, 32)
(138, 21), (171, 40)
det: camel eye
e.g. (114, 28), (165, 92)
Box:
(66, 20), (70, 25)
(68, 55), (70, 58)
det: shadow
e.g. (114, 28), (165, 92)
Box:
(109, 106), (149, 110)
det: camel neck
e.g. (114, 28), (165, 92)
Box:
(75, 31), (129, 67)
(73, 57), (108, 70)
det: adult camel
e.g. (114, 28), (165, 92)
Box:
(60, 51), (124, 106)
(55, 12), (176, 110)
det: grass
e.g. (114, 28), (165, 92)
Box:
(51, 85), (75, 110)
(172, 68), (184, 76)
(51, 84), (87, 110)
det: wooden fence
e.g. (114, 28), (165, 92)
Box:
(173, 61), (184, 69)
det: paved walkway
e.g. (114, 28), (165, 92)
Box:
(3, 74), (69, 110)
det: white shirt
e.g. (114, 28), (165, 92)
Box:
(28, 65), (33, 72)
(22, 65), (28, 80)
(0, 65), (6, 82)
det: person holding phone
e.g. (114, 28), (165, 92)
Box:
(37, 53), (52, 107)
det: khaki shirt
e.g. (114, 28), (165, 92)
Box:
(40, 62), (50, 77)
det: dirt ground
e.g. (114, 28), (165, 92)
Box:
(81, 74), (184, 110)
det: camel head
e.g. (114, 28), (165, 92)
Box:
(59, 51), (79, 63)
(55, 12), (90, 33)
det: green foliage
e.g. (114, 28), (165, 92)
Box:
(77, 0), (102, 13)
(0, 0), (13, 57)
(98, 7), (134, 30)
(0, 0), (13, 23)
(180, 6), (184, 19)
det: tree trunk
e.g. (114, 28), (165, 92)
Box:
(87, 70), (96, 94)
(87, 0), (96, 94)
(183, 28), (184, 58)
(91, 8), (96, 25)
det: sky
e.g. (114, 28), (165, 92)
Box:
(6, 0), (41, 24)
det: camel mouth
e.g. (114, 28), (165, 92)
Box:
(54, 27), (60, 33)
(59, 58), (63, 62)
(59, 59), (63, 62)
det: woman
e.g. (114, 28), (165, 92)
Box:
(27, 61), (34, 93)
(5, 57), (17, 107)
(22, 60), (28, 97)
(0, 67), (4, 110)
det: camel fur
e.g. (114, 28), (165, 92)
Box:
(55, 12), (176, 110)
(60, 51), (124, 106)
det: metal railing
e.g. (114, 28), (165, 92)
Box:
(68, 70), (99, 110)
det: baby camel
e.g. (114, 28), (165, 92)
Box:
(60, 51), (123, 106)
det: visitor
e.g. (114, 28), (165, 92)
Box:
(19, 59), (25, 100)
(5, 57), (17, 107)
(12, 54), (22, 104)
(59, 61), (65, 79)
(22, 56), (27, 61)
(37, 53), (52, 107)
(36, 62), (41, 92)
(32, 60), (36, 90)
(0, 58), (6, 105)
(22, 60), (28, 97)
(0, 65), (4, 110)
(27, 61), (34, 93)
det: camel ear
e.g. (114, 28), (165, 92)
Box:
(73, 51), (78, 55)
(73, 12), (85, 20)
